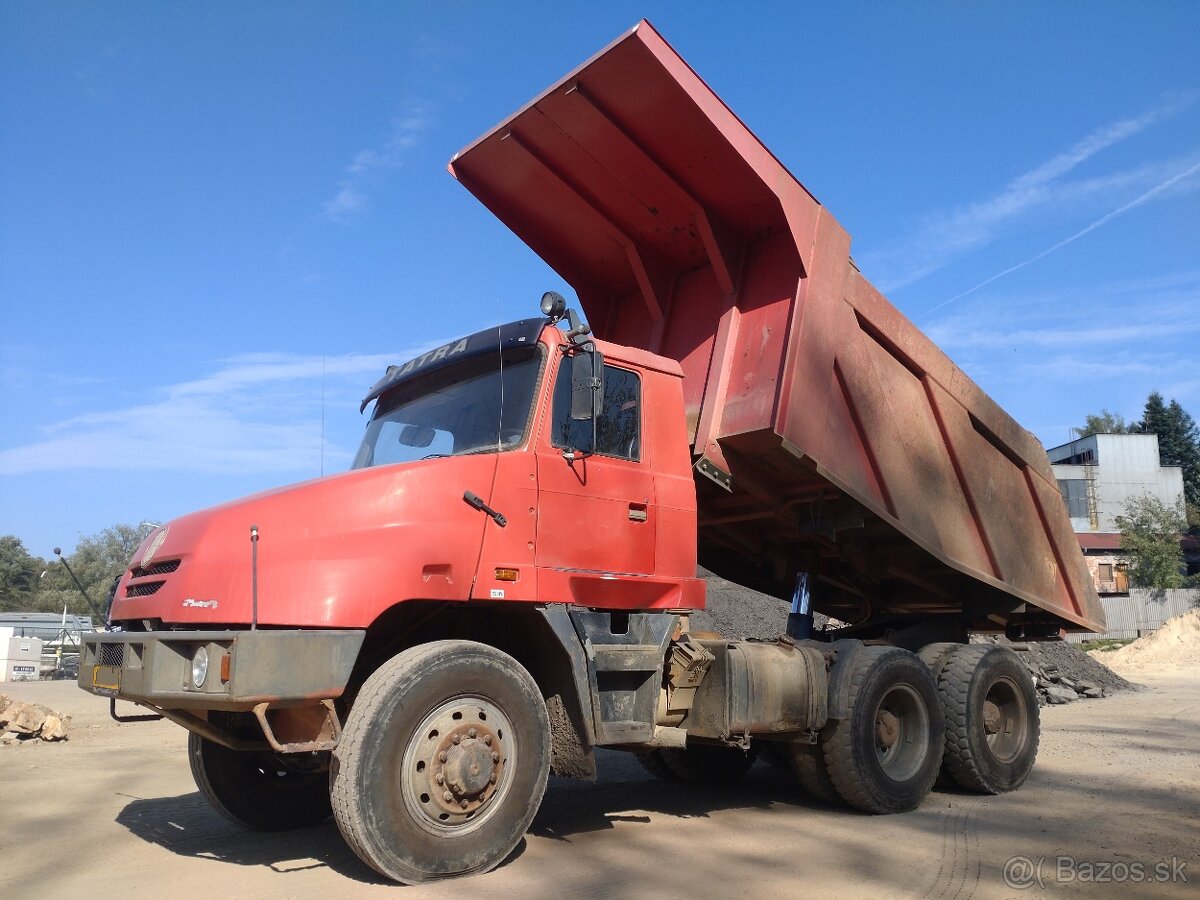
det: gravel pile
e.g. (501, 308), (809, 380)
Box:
(974, 635), (1136, 705)
(691, 567), (796, 640)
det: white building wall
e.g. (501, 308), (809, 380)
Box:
(1049, 433), (1185, 533)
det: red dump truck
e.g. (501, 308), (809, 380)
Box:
(79, 21), (1104, 884)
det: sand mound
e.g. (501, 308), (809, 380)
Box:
(1090, 607), (1200, 672)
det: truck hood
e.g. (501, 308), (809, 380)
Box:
(110, 456), (498, 628)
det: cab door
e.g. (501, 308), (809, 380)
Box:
(534, 354), (656, 597)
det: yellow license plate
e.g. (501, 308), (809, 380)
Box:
(92, 665), (120, 693)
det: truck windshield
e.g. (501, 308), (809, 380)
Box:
(352, 346), (543, 469)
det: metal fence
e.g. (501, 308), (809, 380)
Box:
(1065, 588), (1199, 642)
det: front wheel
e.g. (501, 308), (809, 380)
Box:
(330, 640), (551, 884)
(188, 733), (331, 831)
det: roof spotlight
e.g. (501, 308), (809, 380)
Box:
(540, 291), (567, 323)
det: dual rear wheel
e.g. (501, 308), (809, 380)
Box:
(930, 644), (1040, 794)
(783, 643), (1039, 811)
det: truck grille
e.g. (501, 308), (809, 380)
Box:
(98, 643), (124, 667)
(130, 559), (181, 578)
(126, 581), (166, 598)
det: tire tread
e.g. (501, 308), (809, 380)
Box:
(938, 644), (1039, 794)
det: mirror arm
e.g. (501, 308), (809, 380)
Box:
(591, 344), (600, 452)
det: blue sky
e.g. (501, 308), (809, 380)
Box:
(2, 2), (1197, 555)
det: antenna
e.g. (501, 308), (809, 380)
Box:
(320, 355), (326, 477)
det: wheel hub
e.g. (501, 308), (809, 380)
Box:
(982, 699), (1002, 735)
(401, 697), (512, 832)
(440, 729), (500, 804)
(875, 708), (900, 749)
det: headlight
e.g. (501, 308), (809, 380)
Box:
(192, 646), (209, 688)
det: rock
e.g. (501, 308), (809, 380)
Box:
(1059, 676), (1076, 690)
(0, 731), (17, 745)
(1075, 681), (1097, 693)
(3, 702), (47, 735)
(1083, 687), (1103, 699)
(0, 694), (11, 715)
(1045, 685), (1078, 704)
(38, 714), (70, 741)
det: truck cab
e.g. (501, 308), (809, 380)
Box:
(104, 313), (702, 636)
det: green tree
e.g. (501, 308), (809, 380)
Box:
(54, 524), (158, 616)
(0, 535), (44, 612)
(1072, 409), (1134, 438)
(21, 523), (157, 617)
(1137, 392), (1200, 523)
(1116, 494), (1187, 589)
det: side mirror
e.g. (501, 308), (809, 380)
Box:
(567, 347), (604, 456)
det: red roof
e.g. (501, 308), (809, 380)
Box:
(1076, 533), (1122, 551)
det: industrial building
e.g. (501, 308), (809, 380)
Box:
(1048, 433), (1186, 595)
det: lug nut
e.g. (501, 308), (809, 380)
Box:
(460, 799), (469, 809)
(491, 752), (500, 763)
(439, 751), (448, 762)
(435, 773), (444, 785)
(489, 773), (497, 784)
(483, 735), (493, 746)
(468, 728), (478, 739)
(452, 735), (461, 745)
(443, 791), (453, 802)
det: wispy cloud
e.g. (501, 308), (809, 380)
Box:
(926, 276), (1200, 353)
(926, 271), (1200, 351)
(924, 272), (1200, 425)
(858, 93), (1198, 293)
(0, 350), (423, 476)
(924, 157), (1200, 317)
(323, 104), (431, 222)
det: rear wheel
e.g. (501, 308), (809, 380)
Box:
(822, 646), (943, 813)
(917, 641), (962, 676)
(188, 734), (331, 831)
(330, 640), (550, 884)
(637, 744), (755, 785)
(787, 743), (841, 805)
(938, 644), (1039, 793)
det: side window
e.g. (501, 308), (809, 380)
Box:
(551, 361), (641, 460)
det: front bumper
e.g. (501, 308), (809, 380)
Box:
(78, 629), (366, 711)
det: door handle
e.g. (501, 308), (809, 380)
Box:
(628, 503), (648, 523)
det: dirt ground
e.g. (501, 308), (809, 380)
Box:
(1, 673), (1196, 899)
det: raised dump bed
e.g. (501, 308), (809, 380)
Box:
(451, 20), (1103, 636)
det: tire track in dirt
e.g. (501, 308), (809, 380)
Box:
(920, 795), (984, 900)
